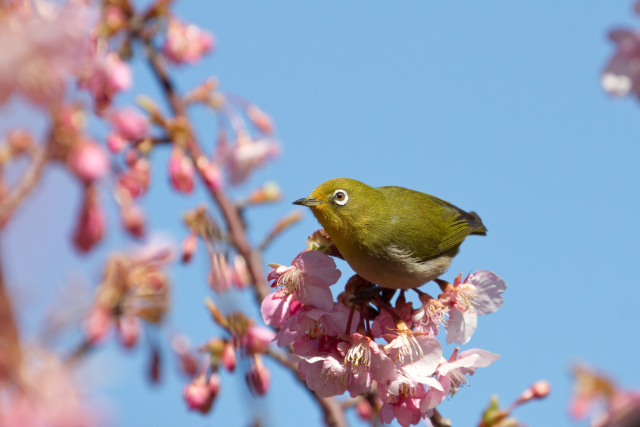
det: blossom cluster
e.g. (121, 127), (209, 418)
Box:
(261, 231), (507, 427)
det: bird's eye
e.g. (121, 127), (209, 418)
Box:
(332, 189), (348, 206)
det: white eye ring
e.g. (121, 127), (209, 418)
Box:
(333, 189), (348, 206)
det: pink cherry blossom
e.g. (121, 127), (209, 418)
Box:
(274, 303), (353, 348)
(383, 331), (442, 386)
(67, 138), (110, 183)
(208, 253), (232, 293)
(412, 295), (449, 335)
(168, 147), (195, 193)
(163, 17), (214, 64)
(443, 270), (506, 345)
(72, 186), (105, 253)
(0, 0), (92, 107)
(436, 348), (500, 397)
(244, 325), (276, 355)
(294, 353), (349, 398)
(265, 250), (341, 311)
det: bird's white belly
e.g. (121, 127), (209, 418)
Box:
(345, 247), (453, 290)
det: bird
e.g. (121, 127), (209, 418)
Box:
(293, 178), (487, 290)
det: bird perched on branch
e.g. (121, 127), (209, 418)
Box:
(293, 178), (486, 290)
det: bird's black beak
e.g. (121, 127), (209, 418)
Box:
(293, 197), (322, 207)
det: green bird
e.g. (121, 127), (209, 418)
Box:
(293, 178), (487, 290)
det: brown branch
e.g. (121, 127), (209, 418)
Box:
(0, 246), (22, 381)
(0, 138), (51, 226)
(265, 347), (348, 427)
(139, 36), (270, 303)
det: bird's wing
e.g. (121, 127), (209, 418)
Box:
(430, 196), (485, 255)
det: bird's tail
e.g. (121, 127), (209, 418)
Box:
(468, 211), (487, 236)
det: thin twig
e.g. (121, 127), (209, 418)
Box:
(139, 36), (270, 303)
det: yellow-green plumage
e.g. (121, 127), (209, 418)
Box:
(293, 178), (486, 290)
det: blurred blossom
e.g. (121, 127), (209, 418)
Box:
(570, 365), (640, 427)
(117, 314), (141, 348)
(67, 138), (110, 183)
(168, 147), (195, 193)
(0, 0), (92, 106)
(200, 161), (222, 192)
(120, 203), (146, 238)
(231, 254), (251, 289)
(116, 155), (150, 201)
(221, 341), (237, 372)
(78, 49), (131, 112)
(224, 137), (280, 185)
(163, 17), (214, 64)
(181, 233), (198, 263)
(0, 349), (103, 427)
(208, 253), (232, 293)
(72, 185), (105, 253)
(245, 105), (274, 134)
(106, 131), (127, 153)
(171, 335), (200, 377)
(83, 245), (172, 348)
(246, 355), (270, 396)
(602, 28), (640, 99)
(108, 107), (149, 141)
(183, 372), (220, 414)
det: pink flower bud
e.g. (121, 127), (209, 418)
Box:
(120, 203), (145, 238)
(108, 107), (148, 141)
(246, 355), (269, 396)
(221, 341), (236, 372)
(116, 157), (150, 201)
(168, 147), (195, 193)
(72, 186), (105, 253)
(67, 138), (110, 183)
(84, 304), (113, 344)
(184, 373), (220, 414)
(201, 161), (222, 192)
(356, 399), (373, 421)
(107, 131), (127, 153)
(117, 314), (140, 349)
(149, 345), (162, 383)
(163, 18), (215, 65)
(181, 234), (197, 263)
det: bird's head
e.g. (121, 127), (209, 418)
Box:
(293, 178), (375, 233)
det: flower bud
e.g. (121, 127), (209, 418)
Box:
(120, 203), (146, 238)
(168, 147), (195, 193)
(84, 304), (113, 344)
(73, 186), (105, 253)
(163, 18), (214, 65)
(246, 355), (269, 396)
(117, 314), (140, 349)
(67, 138), (110, 183)
(184, 372), (220, 414)
(108, 107), (148, 141)
(181, 233), (198, 263)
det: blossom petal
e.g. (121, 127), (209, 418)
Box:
(446, 309), (477, 345)
(469, 270), (506, 315)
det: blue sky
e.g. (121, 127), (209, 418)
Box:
(4, 1), (640, 426)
